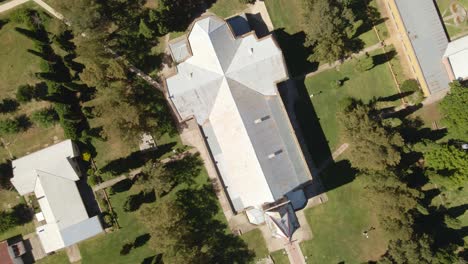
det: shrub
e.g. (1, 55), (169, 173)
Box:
(31, 108), (59, 128)
(0, 211), (16, 233)
(0, 98), (19, 113)
(16, 84), (35, 103)
(103, 213), (113, 227)
(9, 8), (31, 25)
(400, 79), (419, 93)
(87, 175), (98, 186)
(0, 118), (21, 135)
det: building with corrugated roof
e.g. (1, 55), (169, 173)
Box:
(10, 140), (103, 253)
(386, 0), (452, 97)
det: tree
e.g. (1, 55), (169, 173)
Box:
(140, 161), (174, 197)
(138, 19), (153, 39)
(440, 81), (468, 141)
(424, 144), (467, 184)
(0, 211), (16, 233)
(0, 118), (21, 135)
(338, 102), (404, 171)
(380, 235), (433, 264)
(356, 53), (373, 72)
(31, 108), (59, 128)
(16, 84), (35, 103)
(303, 0), (361, 63)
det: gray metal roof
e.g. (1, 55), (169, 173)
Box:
(394, 0), (450, 94)
(167, 16), (312, 212)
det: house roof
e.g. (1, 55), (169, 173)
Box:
(394, 0), (451, 94)
(11, 140), (79, 195)
(11, 140), (103, 253)
(0, 241), (13, 264)
(444, 35), (468, 79)
(166, 16), (312, 212)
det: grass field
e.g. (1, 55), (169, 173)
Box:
(241, 229), (269, 262)
(0, 6), (65, 163)
(208, 0), (248, 18)
(303, 48), (400, 150)
(436, 0), (468, 40)
(265, 0), (388, 77)
(0, 191), (35, 241)
(300, 162), (388, 263)
(79, 184), (154, 264)
(270, 249), (289, 264)
(36, 251), (69, 264)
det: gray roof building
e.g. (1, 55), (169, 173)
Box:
(392, 0), (451, 94)
(166, 16), (312, 213)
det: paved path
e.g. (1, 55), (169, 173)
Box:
(65, 244), (81, 263)
(32, 0), (63, 20)
(285, 241), (306, 264)
(299, 42), (384, 79)
(316, 143), (349, 174)
(0, 0), (29, 13)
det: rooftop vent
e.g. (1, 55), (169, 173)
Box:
(268, 149), (283, 159)
(249, 47), (254, 55)
(254, 115), (271, 124)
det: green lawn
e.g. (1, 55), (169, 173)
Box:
(0, 6), (65, 163)
(208, 0), (248, 18)
(36, 251), (69, 264)
(265, 0), (387, 77)
(241, 229), (269, 262)
(303, 48), (400, 150)
(0, 191), (35, 241)
(300, 162), (388, 263)
(436, 0), (468, 40)
(78, 184), (154, 264)
(270, 249), (289, 264)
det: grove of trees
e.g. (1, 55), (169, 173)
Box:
(337, 81), (468, 262)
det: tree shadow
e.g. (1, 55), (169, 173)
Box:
(134, 233), (151, 248)
(415, 209), (468, 248)
(385, 103), (423, 119)
(377, 91), (414, 102)
(371, 49), (396, 67)
(0, 19), (7, 30)
(0, 98), (19, 113)
(446, 204), (468, 218)
(273, 29), (317, 77)
(111, 179), (133, 193)
(0, 162), (13, 189)
(141, 254), (162, 264)
(101, 142), (176, 175)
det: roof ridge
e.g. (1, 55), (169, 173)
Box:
(35, 169), (76, 181)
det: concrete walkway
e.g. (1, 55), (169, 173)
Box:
(285, 241), (306, 264)
(65, 244), (81, 263)
(92, 148), (198, 192)
(32, 0), (63, 20)
(0, 0), (29, 13)
(316, 143), (349, 174)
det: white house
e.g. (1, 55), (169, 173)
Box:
(10, 140), (103, 253)
(165, 15), (312, 227)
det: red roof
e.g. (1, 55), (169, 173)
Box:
(0, 241), (14, 264)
